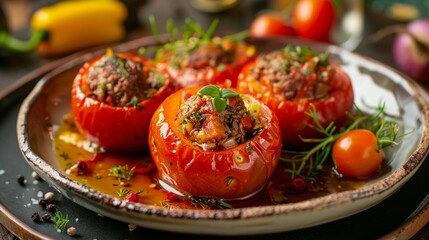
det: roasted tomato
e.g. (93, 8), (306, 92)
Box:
(237, 46), (354, 150)
(149, 85), (281, 199)
(154, 37), (256, 88)
(71, 49), (176, 152)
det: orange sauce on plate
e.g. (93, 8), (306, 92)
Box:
(53, 114), (387, 210)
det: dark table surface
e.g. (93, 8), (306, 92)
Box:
(0, 0), (428, 239)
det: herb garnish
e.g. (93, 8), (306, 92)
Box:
(139, 17), (248, 59)
(108, 165), (135, 181)
(125, 96), (141, 110)
(117, 188), (130, 198)
(281, 103), (408, 179)
(283, 45), (329, 68)
(52, 211), (69, 231)
(198, 85), (239, 112)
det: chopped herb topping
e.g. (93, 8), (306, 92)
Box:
(108, 165), (135, 181)
(117, 188), (130, 198)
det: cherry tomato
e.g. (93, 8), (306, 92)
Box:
(155, 40), (255, 88)
(332, 129), (383, 178)
(237, 48), (354, 150)
(292, 0), (335, 42)
(249, 14), (296, 38)
(149, 87), (282, 199)
(71, 52), (176, 152)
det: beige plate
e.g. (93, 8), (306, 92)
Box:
(16, 37), (429, 235)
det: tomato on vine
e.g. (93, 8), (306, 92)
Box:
(332, 129), (383, 178)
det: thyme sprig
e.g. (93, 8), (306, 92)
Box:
(281, 103), (407, 179)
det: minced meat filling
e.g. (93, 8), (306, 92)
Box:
(86, 54), (166, 107)
(178, 94), (256, 150)
(251, 47), (333, 101)
(170, 41), (235, 70)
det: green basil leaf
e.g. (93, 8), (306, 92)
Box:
(198, 85), (221, 98)
(212, 97), (227, 113)
(220, 88), (239, 99)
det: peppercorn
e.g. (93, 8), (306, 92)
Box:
(16, 174), (26, 185)
(44, 192), (55, 202)
(42, 213), (52, 222)
(46, 204), (59, 213)
(38, 198), (48, 208)
(31, 212), (41, 222)
(67, 227), (77, 236)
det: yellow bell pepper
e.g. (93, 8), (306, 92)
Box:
(31, 0), (127, 56)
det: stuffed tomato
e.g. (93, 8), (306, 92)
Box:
(154, 37), (255, 88)
(149, 85), (281, 199)
(71, 49), (175, 152)
(237, 46), (354, 150)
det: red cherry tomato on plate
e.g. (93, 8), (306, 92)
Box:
(293, 0), (336, 42)
(249, 14), (296, 38)
(332, 129), (383, 178)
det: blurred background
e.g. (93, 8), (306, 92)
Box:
(1, 0), (428, 83)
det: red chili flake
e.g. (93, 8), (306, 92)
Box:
(134, 159), (155, 174)
(291, 177), (307, 191)
(165, 192), (180, 202)
(76, 161), (88, 175)
(125, 193), (139, 203)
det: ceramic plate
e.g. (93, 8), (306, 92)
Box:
(16, 37), (429, 235)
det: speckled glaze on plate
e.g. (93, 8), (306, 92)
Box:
(16, 37), (429, 235)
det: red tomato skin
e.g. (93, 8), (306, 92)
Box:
(249, 14), (296, 38)
(333, 129), (383, 178)
(237, 63), (354, 150)
(71, 53), (176, 152)
(156, 43), (255, 89)
(148, 87), (282, 199)
(293, 0), (335, 42)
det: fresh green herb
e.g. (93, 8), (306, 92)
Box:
(187, 195), (232, 209)
(139, 17), (248, 61)
(125, 96), (141, 110)
(117, 188), (130, 198)
(108, 165), (135, 181)
(198, 85), (239, 112)
(52, 211), (69, 231)
(246, 142), (254, 152)
(281, 103), (408, 179)
(94, 174), (103, 180)
(100, 83), (107, 91)
(136, 189), (144, 194)
(282, 45), (330, 69)
(59, 152), (69, 161)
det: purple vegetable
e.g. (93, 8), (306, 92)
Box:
(393, 19), (429, 82)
